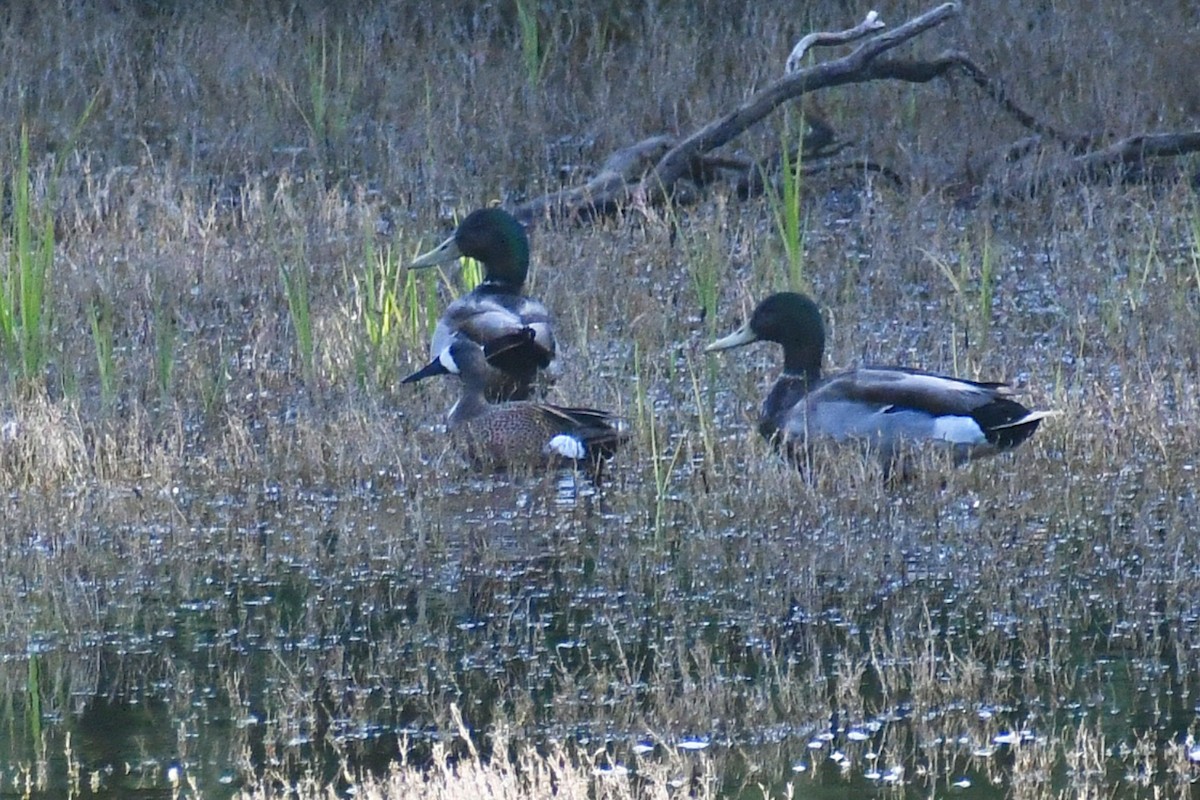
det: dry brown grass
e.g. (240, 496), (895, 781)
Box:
(239, 706), (722, 800)
(2, 1), (1200, 799)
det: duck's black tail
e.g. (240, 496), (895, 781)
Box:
(975, 399), (1053, 450)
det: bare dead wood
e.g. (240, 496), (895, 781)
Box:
(861, 52), (1200, 197)
(864, 51), (1093, 152)
(635, 2), (960, 209)
(509, 1), (1200, 226)
(686, 115), (849, 199)
(785, 10), (885, 74)
(513, 135), (674, 226)
(1004, 131), (1200, 199)
(513, 3), (959, 225)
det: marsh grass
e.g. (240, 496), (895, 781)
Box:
(1, 2), (1199, 799)
(283, 26), (362, 173)
(151, 295), (177, 399)
(765, 120), (808, 293)
(922, 221), (1004, 371)
(456, 253), (484, 295)
(241, 722), (723, 800)
(683, 216), (722, 330)
(25, 654), (41, 742)
(279, 258), (316, 386)
(354, 238), (408, 387)
(84, 295), (116, 408)
(514, 0), (548, 89)
(631, 340), (684, 539)
(1, 128), (56, 388)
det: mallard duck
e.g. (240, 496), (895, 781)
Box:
(405, 330), (625, 471)
(706, 292), (1050, 469)
(404, 207), (556, 401)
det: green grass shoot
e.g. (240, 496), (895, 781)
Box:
(86, 296), (116, 408)
(765, 117), (807, 291)
(0, 127), (56, 387)
(153, 300), (177, 398)
(515, 0), (546, 88)
(279, 260), (315, 386)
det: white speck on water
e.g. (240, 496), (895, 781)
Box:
(846, 729), (870, 741)
(596, 764), (629, 777)
(993, 731), (1021, 745)
(952, 777), (972, 788)
(790, 761), (807, 773)
(678, 738), (709, 751)
(632, 742), (655, 755)
(973, 746), (996, 757)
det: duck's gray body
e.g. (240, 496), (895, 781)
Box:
(708, 292), (1049, 470)
(762, 366), (1044, 464)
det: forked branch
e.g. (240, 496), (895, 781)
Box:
(785, 10), (886, 74)
(515, 3), (958, 224)
(511, 2), (1200, 225)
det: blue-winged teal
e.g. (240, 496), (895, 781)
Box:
(404, 207), (556, 401)
(706, 292), (1050, 468)
(405, 331), (626, 471)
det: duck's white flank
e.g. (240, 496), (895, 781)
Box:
(546, 434), (586, 460)
(931, 414), (988, 444)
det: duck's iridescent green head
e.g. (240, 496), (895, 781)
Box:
(410, 208), (530, 288)
(707, 291), (825, 379)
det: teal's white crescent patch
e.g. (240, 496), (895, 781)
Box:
(438, 349), (460, 374)
(546, 434), (586, 460)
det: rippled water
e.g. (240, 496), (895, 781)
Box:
(3, 453), (1199, 798)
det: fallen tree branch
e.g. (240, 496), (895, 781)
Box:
(508, 1), (1200, 225)
(513, 135), (674, 225)
(785, 10), (886, 74)
(1004, 131), (1200, 199)
(514, 3), (958, 224)
(864, 51), (1093, 152)
(635, 2), (959, 209)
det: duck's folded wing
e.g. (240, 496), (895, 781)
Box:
(810, 367), (1047, 449)
(533, 403), (627, 458)
(825, 367), (1012, 416)
(434, 296), (555, 362)
(495, 295), (556, 357)
(534, 403), (620, 429)
(433, 301), (524, 352)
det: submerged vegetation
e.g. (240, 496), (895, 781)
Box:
(1, 1), (1199, 798)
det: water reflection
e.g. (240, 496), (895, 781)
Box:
(1, 469), (1199, 799)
